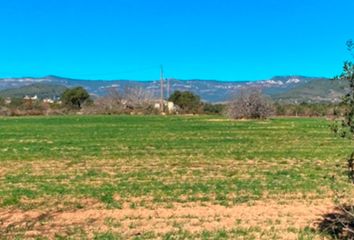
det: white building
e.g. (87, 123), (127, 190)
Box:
(154, 100), (176, 113)
(23, 95), (38, 101)
(43, 98), (55, 104)
(4, 97), (11, 104)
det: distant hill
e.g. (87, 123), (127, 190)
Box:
(0, 83), (67, 99)
(273, 79), (348, 103)
(0, 75), (346, 103)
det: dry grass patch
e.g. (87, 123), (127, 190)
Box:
(0, 198), (333, 239)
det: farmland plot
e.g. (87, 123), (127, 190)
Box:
(0, 115), (352, 239)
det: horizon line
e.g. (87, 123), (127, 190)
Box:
(0, 74), (330, 82)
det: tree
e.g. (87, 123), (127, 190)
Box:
(332, 40), (354, 180)
(321, 40), (354, 239)
(61, 87), (91, 109)
(168, 90), (201, 113)
(106, 87), (123, 105)
(124, 86), (154, 110)
(90, 87), (125, 114)
(226, 89), (274, 119)
(203, 103), (225, 115)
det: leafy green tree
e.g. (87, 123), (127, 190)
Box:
(337, 40), (354, 181)
(203, 103), (224, 115)
(322, 40), (354, 239)
(334, 40), (354, 136)
(61, 87), (91, 109)
(168, 90), (201, 113)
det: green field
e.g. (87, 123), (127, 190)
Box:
(0, 115), (352, 239)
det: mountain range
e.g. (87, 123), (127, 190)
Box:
(0, 75), (348, 103)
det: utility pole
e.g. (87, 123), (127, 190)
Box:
(167, 78), (170, 99)
(160, 65), (164, 112)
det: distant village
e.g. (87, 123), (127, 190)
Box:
(1, 94), (177, 114)
(3, 95), (61, 105)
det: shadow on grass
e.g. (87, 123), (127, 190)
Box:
(318, 205), (354, 239)
(0, 210), (55, 237)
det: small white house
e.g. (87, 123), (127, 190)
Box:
(154, 100), (176, 113)
(24, 95), (38, 101)
(43, 98), (55, 104)
(4, 97), (11, 104)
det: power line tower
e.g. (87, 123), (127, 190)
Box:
(160, 65), (164, 112)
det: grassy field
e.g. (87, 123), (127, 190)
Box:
(0, 115), (353, 239)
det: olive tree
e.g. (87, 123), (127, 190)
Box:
(168, 90), (201, 113)
(61, 87), (91, 109)
(320, 40), (354, 239)
(332, 40), (354, 182)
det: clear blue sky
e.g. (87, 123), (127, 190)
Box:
(0, 0), (353, 81)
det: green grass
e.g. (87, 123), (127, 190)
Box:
(0, 115), (350, 161)
(0, 115), (351, 205)
(0, 115), (352, 238)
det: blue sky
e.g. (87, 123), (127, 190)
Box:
(0, 0), (353, 81)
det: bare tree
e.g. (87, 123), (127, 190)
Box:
(106, 87), (123, 104)
(92, 87), (125, 114)
(226, 89), (274, 119)
(86, 86), (155, 115)
(123, 86), (154, 111)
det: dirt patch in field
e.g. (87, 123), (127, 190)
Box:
(0, 199), (333, 239)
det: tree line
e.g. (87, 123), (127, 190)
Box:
(0, 86), (347, 118)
